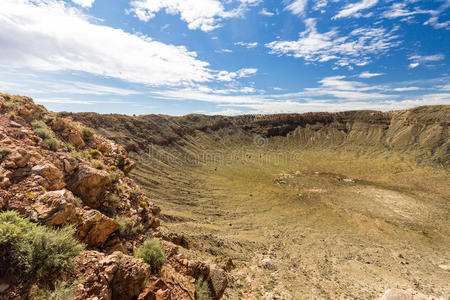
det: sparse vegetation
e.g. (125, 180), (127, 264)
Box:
(34, 280), (79, 300)
(115, 216), (144, 239)
(92, 159), (105, 170)
(90, 149), (101, 158)
(136, 238), (166, 270)
(45, 137), (60, 151)
(74, 196), (83, 207)
(66, 143), (75, 152)
(31, 120), (47, 129)
(195, 276), (211, 300)
(34, 127), (53, 140)
(81, 127), (94, 142)
(0, 211), (84, 280)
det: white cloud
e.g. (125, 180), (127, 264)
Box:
(71, 0), (95, 8)
(259, 8), (275, 16)
(235, 41), (259, 48)
(128, 0), (260, 32)
(0, 0), (224, 86)
(266, 19), (400, 67)
(408, 54), (445, 68)
(392, 87), (421, 92)
(216, 68), (258, 81)
(333, 0), (378, 19)
(359, 71), (384, 78)
(285, 0), (308, 16)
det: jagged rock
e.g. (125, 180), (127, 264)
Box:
(209, 265), (228, 300)
(51, 118), (85, 149)
(138, 279), (170, 300)
(187, 260), (210, 278)
(110, 251), (151, 299)
(75, 250), (150, 300)
(68, 165), (111, 208)
(77, 210), (120, 247)
(160, 265), (195, 299)
(32, 189), (77, 227)
(32, 163), (65, 190)
(4, 149), (30, 169)
(122, 158), (136, 176)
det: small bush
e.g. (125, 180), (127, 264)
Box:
(70, 152), (82, 161)
(92, 160), (104, 170)
(74, 196), (83, 207)
(136, 239), (166, 270)
(31, 120), (47, 129)
(34, 128), (53, 140)
(106, 194), (120, 206)
(109, 172), (118, 182)
(45, 137), (59, 151)
(0, 211), (84, 280)
(90, 149), (101, 158)
(110, 165), (117, 171)
(34, 280), (79, 300)
(140, 201), (148, 208)
(81, 128), (94, 142)
(66, 143), (75, 152)
(195, 276), (212, 300)
(115, 216), (144, 239)
(27, 192), (37, 200)
(130, 188), (141, 200)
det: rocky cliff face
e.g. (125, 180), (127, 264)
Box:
(0, 94), (228, 300)
(62, 105), (449, 167)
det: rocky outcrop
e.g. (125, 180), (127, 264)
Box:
(32, 189), (78, 226)
(380, 288), (440, 300)
(68, 165), (111, 208)
(51, 118), (85, 149)
(74, 250), (150, 300)
(76, 209), (120, 247)
(31, 163), (65, 191)
(209, 264), (228, 300)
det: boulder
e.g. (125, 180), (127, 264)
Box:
(4, 149), (30, 169)
(111, 251), (151, 299)
(77, 209), (120, 247)
(68, 165), (111, 208)
(51, 118), (85, 149)
(75, 251), (150, 300)
(32, 189), (77, 226)
(209, 265), (228, 300)
(32, 163), (65, 190)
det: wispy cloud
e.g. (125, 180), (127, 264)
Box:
(235, 41), (259, 48)
(216, 68), (258, 81)
(408, 54), (445, 68)
(359, 71), (384, 78)
(259, 8), (275, 16)
(333, 0), (378, 19)
(71, 0), (95, 8)
(266, 18), (400, 67)
(128, 0), (260, 32)
(285, 0), (308, 16)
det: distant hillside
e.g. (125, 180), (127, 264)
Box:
(61, 105), (450, 167)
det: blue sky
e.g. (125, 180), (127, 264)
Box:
(0, 0), (449, 115)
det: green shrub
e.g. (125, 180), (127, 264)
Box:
(130, 188), (141, 200)
(115, 216), (144, 239)
(92, 160), (104, 170)
(45, 137), (59, 151)
(195, 276), (212, 300)
(90, 149), (101, 158)
(34, 127), (53, 140)
(66, 143), (75, 152)
(31, 120), (47, 129)
(74, 196), (83, 207)
(35, 280), (79, 300)
(136, 238), (166, 270)
(27, 192), (37, 200)
(81, 128), (94, 142)
(106, 194), (120, 206)
(0, 211), (84, 280)
(70, 151), (82, 161)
